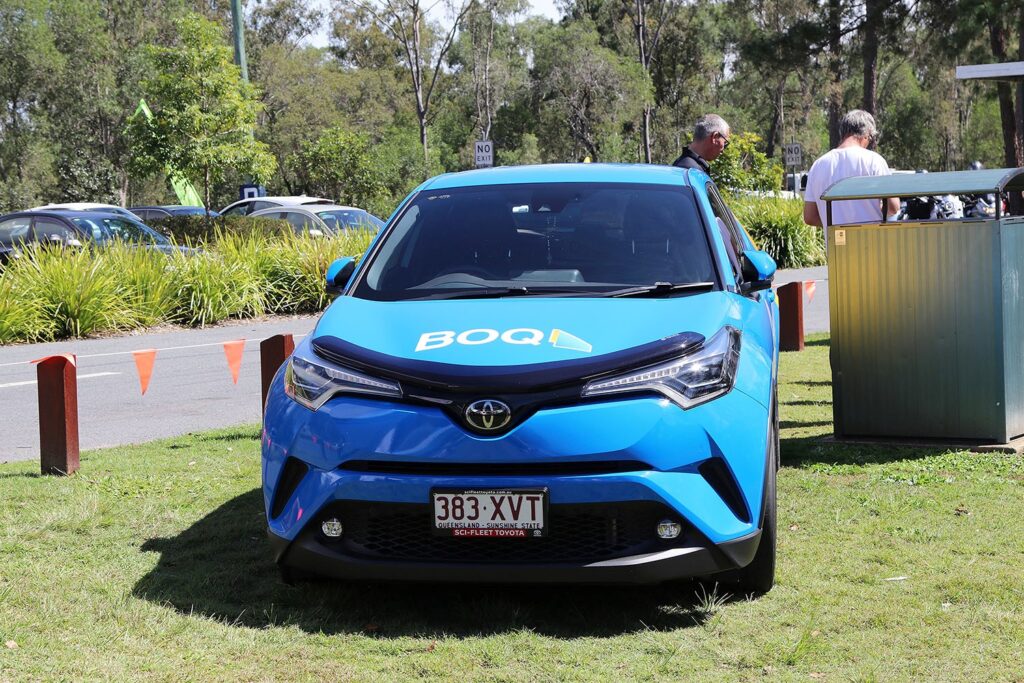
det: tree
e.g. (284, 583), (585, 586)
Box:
(619, 0), (676, 162)
(287, 126), (386, 207)
(532, 22), (649, 161)
(126, 12), (276, 212)
(0, 0), (59, 209)
(341, 0), (472, 162)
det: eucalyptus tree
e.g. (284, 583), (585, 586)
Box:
(339, 0), (473, 162)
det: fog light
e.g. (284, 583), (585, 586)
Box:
(321, 517), (344, 538)
(656, 519), (682, 539)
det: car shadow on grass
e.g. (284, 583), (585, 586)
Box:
(133, 488), (738, 638)
(781, 433), (953, 469)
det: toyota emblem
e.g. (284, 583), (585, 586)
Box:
(464, 399), (512, 431)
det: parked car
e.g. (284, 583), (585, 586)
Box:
(32, 202), (141, 220)
(219, 196), (333, 217)
(129, 205), (221, 221)
(0, 210), (180, 262)
(262, 163), (781, 592)
(248, 205), (384, 236)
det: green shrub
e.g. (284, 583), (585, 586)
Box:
(729, 195), (826, 269)
(104, 243), (180, 327)
(709, 132), (783, 193)
(147, 214), (291, 244)
(0, 272), (53, 343)
(264, 230), (376, 313)
(5, 246), (135, 338)
(168, 251), (255, 327)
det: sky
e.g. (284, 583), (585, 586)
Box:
(305, 0), (563, 49)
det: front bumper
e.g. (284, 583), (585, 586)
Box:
(262, 361), (772, 584)
(268, 525), (761, 584)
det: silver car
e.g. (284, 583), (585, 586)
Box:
(219, 196), (333, 216)
(248, 205), (384, 236)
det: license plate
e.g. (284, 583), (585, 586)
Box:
(431, 488), (548, 537)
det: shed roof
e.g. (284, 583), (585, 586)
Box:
(821, 168), (1024, 201)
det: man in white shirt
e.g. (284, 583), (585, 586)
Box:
(803, 110), (899, 230)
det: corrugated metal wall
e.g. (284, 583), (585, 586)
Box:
(828, 218), (1024, 442)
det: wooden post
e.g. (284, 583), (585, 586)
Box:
(778, 282), (805, 352)
(36, 355), (79, 475)
(261, 334), (295, 410)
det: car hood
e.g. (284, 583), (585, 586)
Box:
(312, 293), (741, 368)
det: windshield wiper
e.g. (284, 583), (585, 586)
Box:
(603, 281), (716, 298)
(419, 286), (585, 301)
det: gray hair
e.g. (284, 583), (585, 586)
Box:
(693, 114), (730, 141)
(839, 110), (878, 140)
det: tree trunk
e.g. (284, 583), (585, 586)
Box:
(862, 0), (880, 115)
(204, 166), (211, 219)
(641, 104), (653, 163)
(419, 116), (429, 164)
(1017, 7), (1024, 169)
(989, 13), (1023, 213)
(766, 79), (785, 158)
(827, 0), (843, 148)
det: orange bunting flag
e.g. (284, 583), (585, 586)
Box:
(804, 280), (817, 305)
(223, 339), (246, 385)
(132, 349), (158, 395)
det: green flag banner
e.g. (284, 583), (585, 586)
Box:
(135, 99), (205, 208)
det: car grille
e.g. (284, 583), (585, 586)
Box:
(316, 501), (687, 564)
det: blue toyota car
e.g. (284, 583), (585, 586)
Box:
(262, 163), (780, 592)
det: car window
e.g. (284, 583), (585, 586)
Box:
(249, 201), (277, 213)
(316, 209), (379, 232)
(101, 217), (168, 245)
(281, 211), (321, 234)
(705, 183), (743, 280)
(222, 203), (247, 216)
(33, 218), (78, 243)
(0, 217), (32, 247)
(69, 217), (105, 241)
(357, 182), (717, 301)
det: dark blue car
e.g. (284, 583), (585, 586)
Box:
(0, 209), (179, 263)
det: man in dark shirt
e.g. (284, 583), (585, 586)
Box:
(672, 114), (731, 172)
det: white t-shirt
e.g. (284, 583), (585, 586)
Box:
(804, 146), (891, 228)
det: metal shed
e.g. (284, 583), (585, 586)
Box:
(822, 168), (1024, 443)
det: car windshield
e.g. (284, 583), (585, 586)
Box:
(354, 182), (717, 301)
(71, 217), (169, 245)
(316, 209), (383, 232)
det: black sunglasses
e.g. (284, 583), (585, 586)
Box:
(716, 132), (730, 149)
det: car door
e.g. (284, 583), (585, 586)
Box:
(32, 216), (83, 246)
(0, 215), (32, 262)
(280, 210), (324, 236)
(695, 179), (778, 405)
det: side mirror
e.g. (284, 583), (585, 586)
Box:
(740, 249), (776, 293)
(325, 257), (356, 295)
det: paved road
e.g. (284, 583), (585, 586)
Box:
(774, 265), (829, 334)
(0, 316), (318, 464)
(1, 266), (830, 464)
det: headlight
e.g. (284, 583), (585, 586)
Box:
(581, 326), (740, 409)
(284, 353), (402, 411)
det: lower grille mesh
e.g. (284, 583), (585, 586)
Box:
(317, 501), (686, 564)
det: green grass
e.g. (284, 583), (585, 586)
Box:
(2, 335), (1023, 680)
